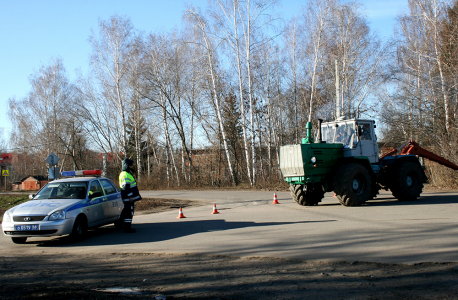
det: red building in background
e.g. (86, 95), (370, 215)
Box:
(12, 175), (48, 191)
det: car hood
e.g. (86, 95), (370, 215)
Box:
(9, 199), (83, 216)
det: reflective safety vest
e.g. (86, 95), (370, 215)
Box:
(119, 171), (141, 201)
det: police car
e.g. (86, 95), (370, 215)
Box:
(2, 170), (124, 244)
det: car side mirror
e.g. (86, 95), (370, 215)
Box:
(29, 194), (35, 200)
(89, 191), (103, 199)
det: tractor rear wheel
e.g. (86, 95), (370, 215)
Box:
(390, 161), (424, 201)
(290, 184), (324, 206)
(333, 162), (371, 206)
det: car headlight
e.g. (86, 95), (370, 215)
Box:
(311, 156), (317, 164)
(3, 210), (12, 222)
(49, 210), (66, 221)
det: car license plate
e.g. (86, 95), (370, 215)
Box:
(15, 224), (39, 231)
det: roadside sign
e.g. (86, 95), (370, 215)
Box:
(45, 152), (60, 166)
(49, 167), (61, 180)
(2, 170), (9, 176)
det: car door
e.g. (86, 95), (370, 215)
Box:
(99, 179), (122, 220)
(86, 180), (107, 226)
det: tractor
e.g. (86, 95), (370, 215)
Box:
(278, 118), (458, 206)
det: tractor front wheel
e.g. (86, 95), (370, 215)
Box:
(334, 163), (371, 206)
(290, 184), (324, 206)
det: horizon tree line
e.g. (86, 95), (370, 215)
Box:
(6, 0), (458, 188)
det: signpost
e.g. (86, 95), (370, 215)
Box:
(46, 153), (61, 180)
(2, 169), (8, 192)
(45, 153), (60, 166)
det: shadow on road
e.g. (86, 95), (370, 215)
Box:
(367, 192), (458, 207)
(33, 219), (337, 247)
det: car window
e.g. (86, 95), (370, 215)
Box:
(89, 180), (104, 196)
(100, 179), (118, 195)
(35, 182), (88, 200)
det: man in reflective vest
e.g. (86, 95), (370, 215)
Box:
(119, 158), (142, 233)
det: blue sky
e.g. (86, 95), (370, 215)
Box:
(0, 0), (409, 145)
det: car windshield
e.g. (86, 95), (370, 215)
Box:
(34, 181), (88, 200)
(321, 122), (357, 148)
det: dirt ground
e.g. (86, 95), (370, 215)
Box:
(2, 198), (458, 300)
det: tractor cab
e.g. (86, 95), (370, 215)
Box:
(320, 118), (379, 164)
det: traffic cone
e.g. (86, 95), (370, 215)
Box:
(177, 207), (186, 219)
(211, 203), (220, 214)
(272, 193), (279, 204)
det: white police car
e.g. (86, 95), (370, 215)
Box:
(2, 170), (124, 244)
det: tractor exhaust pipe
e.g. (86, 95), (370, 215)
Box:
(317, 119), (323, 143)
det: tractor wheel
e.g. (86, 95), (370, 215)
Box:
(333, 163), (371, 206)
(390, 161), (424, 201)
(69, 215), (88, 242)
(290, 184), (303, 204)
(290, 184), (324, 206)
(11, 237), (27, 244)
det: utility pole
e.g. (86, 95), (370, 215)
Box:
(335, 59), (340, 119)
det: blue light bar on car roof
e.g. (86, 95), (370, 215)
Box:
(61, 170), (102, 177)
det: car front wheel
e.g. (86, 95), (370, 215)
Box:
(69, 216), (88, 242)
(11, 237), (27, 244)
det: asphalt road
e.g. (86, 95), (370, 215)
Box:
(1, 189), (458, 264)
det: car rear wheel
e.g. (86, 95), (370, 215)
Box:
(114, 218), (123, 229)
(11, 237), (27, 244)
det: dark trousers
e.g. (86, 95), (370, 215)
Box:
(122, 201), (134, 229)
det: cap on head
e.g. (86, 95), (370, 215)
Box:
(124, 158), (134, 166)
(122, 158), (134, 171)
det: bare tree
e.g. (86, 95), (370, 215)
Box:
(326, 1), (387, 118)
(301, 0), (335, 122)
(8, 58), (77, 169)
(89, 15), (137, 159)
(209, 0), (279, 186)
(382, 0), (458, 187)
(283, 18), (302, 143)
(186, 8), (237, 185)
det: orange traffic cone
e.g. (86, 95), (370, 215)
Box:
(211, 203), (220, 214)
(272, 193), (279, 204)
(177, 207), (186, 219)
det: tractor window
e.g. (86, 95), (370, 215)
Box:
(359, 123), (372, 140)
(321, 123), (356, 148)
(344, 124), (356, 148)
(321, 126), (335, 143)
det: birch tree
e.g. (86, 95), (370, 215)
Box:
(297, 0), (337, 125)
(390, 0), (450, 142)
(210, 0), (278, 186)
(89, 15), (137, 159)
(8, 58), (77, 164)
(186, 8), (237, 185)
(283, 18), (302, 143)
(327, 1), (386, 118)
